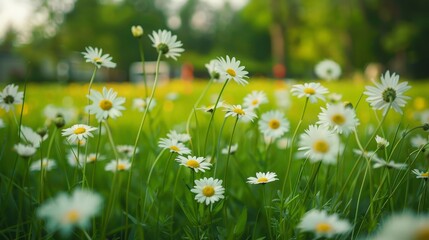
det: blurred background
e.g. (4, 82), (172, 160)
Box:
(0, 0), (428, 83)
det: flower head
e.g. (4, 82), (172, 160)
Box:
(217, 56), (249, 85)
(412, 169), (429, 179)
(20, 126), (48, 148)
(131, 25), (143, 38)
(247, 172), (279, 185)
(117, 145), (139, 157)
(221, 143), (238, 155)
(315, 59), (341, 81)
(258, 110), (290, 140)
(291, 82), (329, 103)
(62, 124), (97, 143)
(224, 104), (257, 122)
(14, 143), (37, 158)
(364, 70), (411, 114)
(243, 91), (268, 109)
(149, 29), (184, 60)
(369, 212), (429, 240)
(317, 103), (359, 135)
(297, 209), (351, 238)
(372, 158), (407, 170)
(37, 189), (102, 236)
(133, 97), (156, 112)
(86, 87), (126, 122)
(410, 135), (429, 152)
(105, 159), (131, 172)
(298, 125), (340, 164)
(0, 84), (24, 112)
(167, 130), (191, 143)
(205, 59), (226, 82)
(375, 135), (390, 149)
(198, 101), (225, 114)
(190, 177), (225, 205)
(30, 158), (57, 171)
(82, 46), (116, 69)
(176, 155), (212, 172)
(158, 138), (191, 155)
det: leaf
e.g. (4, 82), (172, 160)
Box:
(233, 207), (247, 237)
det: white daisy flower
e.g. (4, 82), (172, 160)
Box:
(158, 138), (191, 155)
(117, 145), (139, 157)
(167, 130), (191, 143)
(258, 110), (290, 140)
(291, 82), (329, 103)
(37, 189), (102, 236)
(105, 159), (131, 172)
(364, 70), (411, 114)
(13, 143), (37, 158)
(30, 158), (56, 171)
(275, 89), (291, 110)
(314, 59), (342, 81)
(205, 59), (226, 82)
(81, 46), (116, 69)
(131, 25), (143, 38)
(243, 90), (268, 109)
(224, 104), (257, 122)
(43, 104), (77, 126)
(247, 172), (279, 185)
(149, 29), (184, 60)
(375, 135), (390, 149)
(176, 155), (212, 172)
(297, 209), (351, 238)
(368, 212), (429, 240)
(317, 103), (359, 135)
(20, 126), (48, 148)
(217, 55), (249, 85)
(67, 151), (103, 167)
(276, 137), (290, 150)
(412, 169), (429, 179)
(190, 177), (225, 205)
(328, 93), (343, 103)
(0, 84), (24, 112)
(372, 158), (407, 170)
(61, 124), (97, 143)
(132, 97), (156, 112)
(298, 125), (340, 164)
(418, 110), (429, 125)
(86, 87), (126, 122)
(410, 135), (429, 151)
(198, 101), (225, 114)
(221, 143), (238, 155)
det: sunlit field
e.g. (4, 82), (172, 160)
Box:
(1, 24), (429, 240)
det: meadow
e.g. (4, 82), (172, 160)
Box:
(1, 30), (429, 240)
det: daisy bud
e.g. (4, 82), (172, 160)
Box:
(344, 101), (353, 109)
(37, 127), (48, 138)
(423, 123), (429, 131)
(54, 116), (65, 129)
(131, 25), (143, 38)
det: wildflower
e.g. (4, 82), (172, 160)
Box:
(198, 101), (224, 113)
(364, 70), (411, 114)
(20, 126), (48, 148)
(167, 130), (191, 143)
(275, 89), (291, 110)
(375, 135), (390, 149)
(131, 25), (143, 38)
(412, 169), (429, 179)
(372, 158), (407, 170)
(81, 46), (116, 69)
(314, 59), (341, 81)
(62, 124), (97, 143)
(410, 135), (429, 152)
(191, 177), (225, 205)
(221, 143), (238, 155)
(86, 87), (126, 122)
(353, 149), (380, 161)
(291, 82), (329, 103)
(0, 84), (24, 112)
(247, 172), (279, 185)
(297, 209), (351, 238)
(276, 137), (289, 150)
(158, 138), (191, 155)
(132, 97), (156, 112)
(13, 143), (37, 158)
(105, 159), (131, 172)
(243, 90), (268, 109)
(205, 59), (225, 82)
(418, 110), (429, 125)
(67, 152), (102, 167)
(224, 104), (257, 122)
(217, 55), (249, 85)
(43, 104), (77, 125)
(368, 212), (429, 240)
(176, 155), (212, 172)
(37, 189), (102, 236)
(117, 145), (139, 157)
(258, 110), (290, 139)
(298, 125), (340, 164)
(30, 158), (56, 171)
(149, 29), (184, 60)
(317, 103), (359, 135)
(86, 153), (102, 163)
(328, 93), (343, 103)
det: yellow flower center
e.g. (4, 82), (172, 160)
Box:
(170, 145), (180, 152)
(331, 113), (346, 125)
(268, 119), (280, 129)
(421, 172), (429, 178)
(226, 68), (236, 77)
(42, 161), (48, 167)
(117, 163), (126, 171)
(202, 186), (215, 197)
(313, 140), (329, 153)
(304, 87), (316, 95)
(99, 99), (113, 110)
(257, 177), (268, 183)
(186, 159), (200, 168)
(315, 222), (333, 233)
(233, 108), (245, 115)
(74, 127), (86, 135)
(251, 99), (259, 106)
(415, 225), (429, 240)
(93, 57), (102, 64)
(88, 156), (97, 162)
(64, 210), (80, 223)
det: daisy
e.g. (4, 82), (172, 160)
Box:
(190, 177), (225, 205)
(412, 169), (429, 179)
(86, 153), (102, 163)
(81, 46), (116, 69)
(247, 172), (279, 184)
(158, 138), (191, 155)
(317, 103), (359, 135)
(20, 126), (48, 148)
(37, 189), (102, 236)
(328, 93), (343, 104)
(276, 137), (290, 150)
(205, 59), (226, 82)
(258, 110), (290, 139)
(132, 97), (156, 112)
(105, 159), (131, 172)
(198, 101), (225, 114)
(86, 87), (126, 122)
(298, 125), (340, 164)
(67, 151), (85, 167)
(176, 155), (212, 172)
(243, 90), (268, 109)
(410, 135), (429, 151)
(275, 89), (291, 110)
(62, 124), (97, 143)
(314, 59), (341, 81)
(364, 70), (411, 114)
(372, 158), (407, 170)
(291, 82), (329, 103)
(117, 145), (139, 157)
(0, 84), (24, 112)
(224, 104), (257, 122)
(418, 110), (429, 125)
(217, 55), (249, 85)
(43, 104), (77, 125)
(221, 143), (238, 155)
(375, 135), (390, 149)
(149, 29), (184, 60)
(167, 130), (191, 143)
(14, 143), (37, 158)
(131, 25), (143, 38)
(297, 209), (351, 238)
(30, 158), (57, 171)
